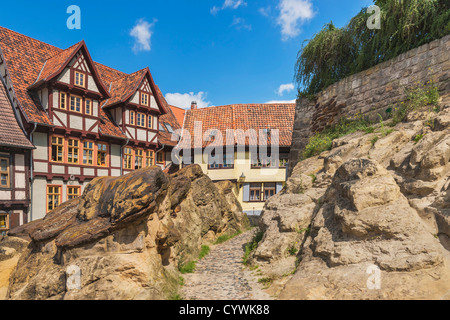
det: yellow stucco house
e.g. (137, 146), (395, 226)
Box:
(176, 102), (296, 216)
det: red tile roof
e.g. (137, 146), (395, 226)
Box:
(169, 105), (186, 128)
(0, 27), (59, 126)
(0, 79), (34, 149)
(180, 104), (296, 149)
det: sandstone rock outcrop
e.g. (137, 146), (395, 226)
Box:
(2, 165), (248, 300)
(251, 100), (450, 299)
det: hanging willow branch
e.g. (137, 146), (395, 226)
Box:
(295, 0), (450, 97)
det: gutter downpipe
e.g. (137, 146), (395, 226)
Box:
(120, 138), (130, 176)
(29, 122), (38, 222)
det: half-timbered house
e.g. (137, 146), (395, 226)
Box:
(0, 27), (181, 221)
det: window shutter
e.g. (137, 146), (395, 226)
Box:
(276, 182), (283, 194)
(243, 183), (250, 202)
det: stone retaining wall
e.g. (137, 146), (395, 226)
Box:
(288, 34), (450, 176)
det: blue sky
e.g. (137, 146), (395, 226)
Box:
(1, 0), (373, 108)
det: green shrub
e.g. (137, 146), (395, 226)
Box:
(391, 80), (440, 126)
(371, 135), (379, 147)
(286, 244), (298, 256)
(302, 133), (333, 159)
(243, 231), (264, 265)
(296, 226), (310, 235)
(198, 245), (210, 260)
(302, 115), (373, 160)
(414, 134), (424, 143)
(178, 261), (197, 274)
(257, 277), (273, 288)
(214, 229), (242, 245)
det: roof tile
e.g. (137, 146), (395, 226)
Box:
(180, 104), (296, 149)
(0, 80), (34, 148)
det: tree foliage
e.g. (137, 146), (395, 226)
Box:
(295, 0), (450, 97)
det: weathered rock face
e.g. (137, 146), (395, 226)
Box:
(3, 165), (248, 300)
(251, 101), (450, 299)
(313, 159), (442, 271)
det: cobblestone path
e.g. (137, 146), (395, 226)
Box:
(181, 230), (274, 300)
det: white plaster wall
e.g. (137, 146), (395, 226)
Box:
(83, 168), (95, 176)
(53, 89), (59, 108)
(15, 154), (25, 170)
(93, 100), (99, 117)
(68, 167), (81, 175)
(148, 132), (157, 143)
(87, 75), (100, 93)
(0, 190), (11, 200)
(70, 115), (83, 130)
(14, 172), (26, 189)
(52, 165), (65, 174)
(137, 128), (146, 141)
(153, 116), (158, 129)
(111, 169), (121, 177)
(53, 110), (68, 127)
(130, 92), (139, 104)
(126, 128), (135, 140)
(33, 161), (47, 173)
(97, 169), (109, 177)
(110, 144), (121, 167)
(57, 68), (70, 84)
(33, 133), (48, 161)
(14, 191), (26, 200)
(85, 118), (97, 133)
(31, 177), (47, 220)
(150, 96), (158, 110)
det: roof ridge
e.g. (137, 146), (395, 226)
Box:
(110, 67), (147, 83)
(169, 105), (186, 110)
(187, 103), (296, 112)
(0, 26), (61, 52)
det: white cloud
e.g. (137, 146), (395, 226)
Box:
(277, 83), (295, 96)
(231, 17), (252, 31)
(211, 0), (247, 15)
(265, 99), (296, 104)
(165, 92), (213, 109)
(277, 0), (315, 40)
(130, 19), (157, 53)
(258, 6), (271, 17)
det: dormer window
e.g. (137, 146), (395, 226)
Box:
(74, 71), (85, 88)
(141, 93), (149, 106)
(164, 123), (174, 134)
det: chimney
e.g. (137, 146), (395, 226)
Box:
(191, 101), (198, 110)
